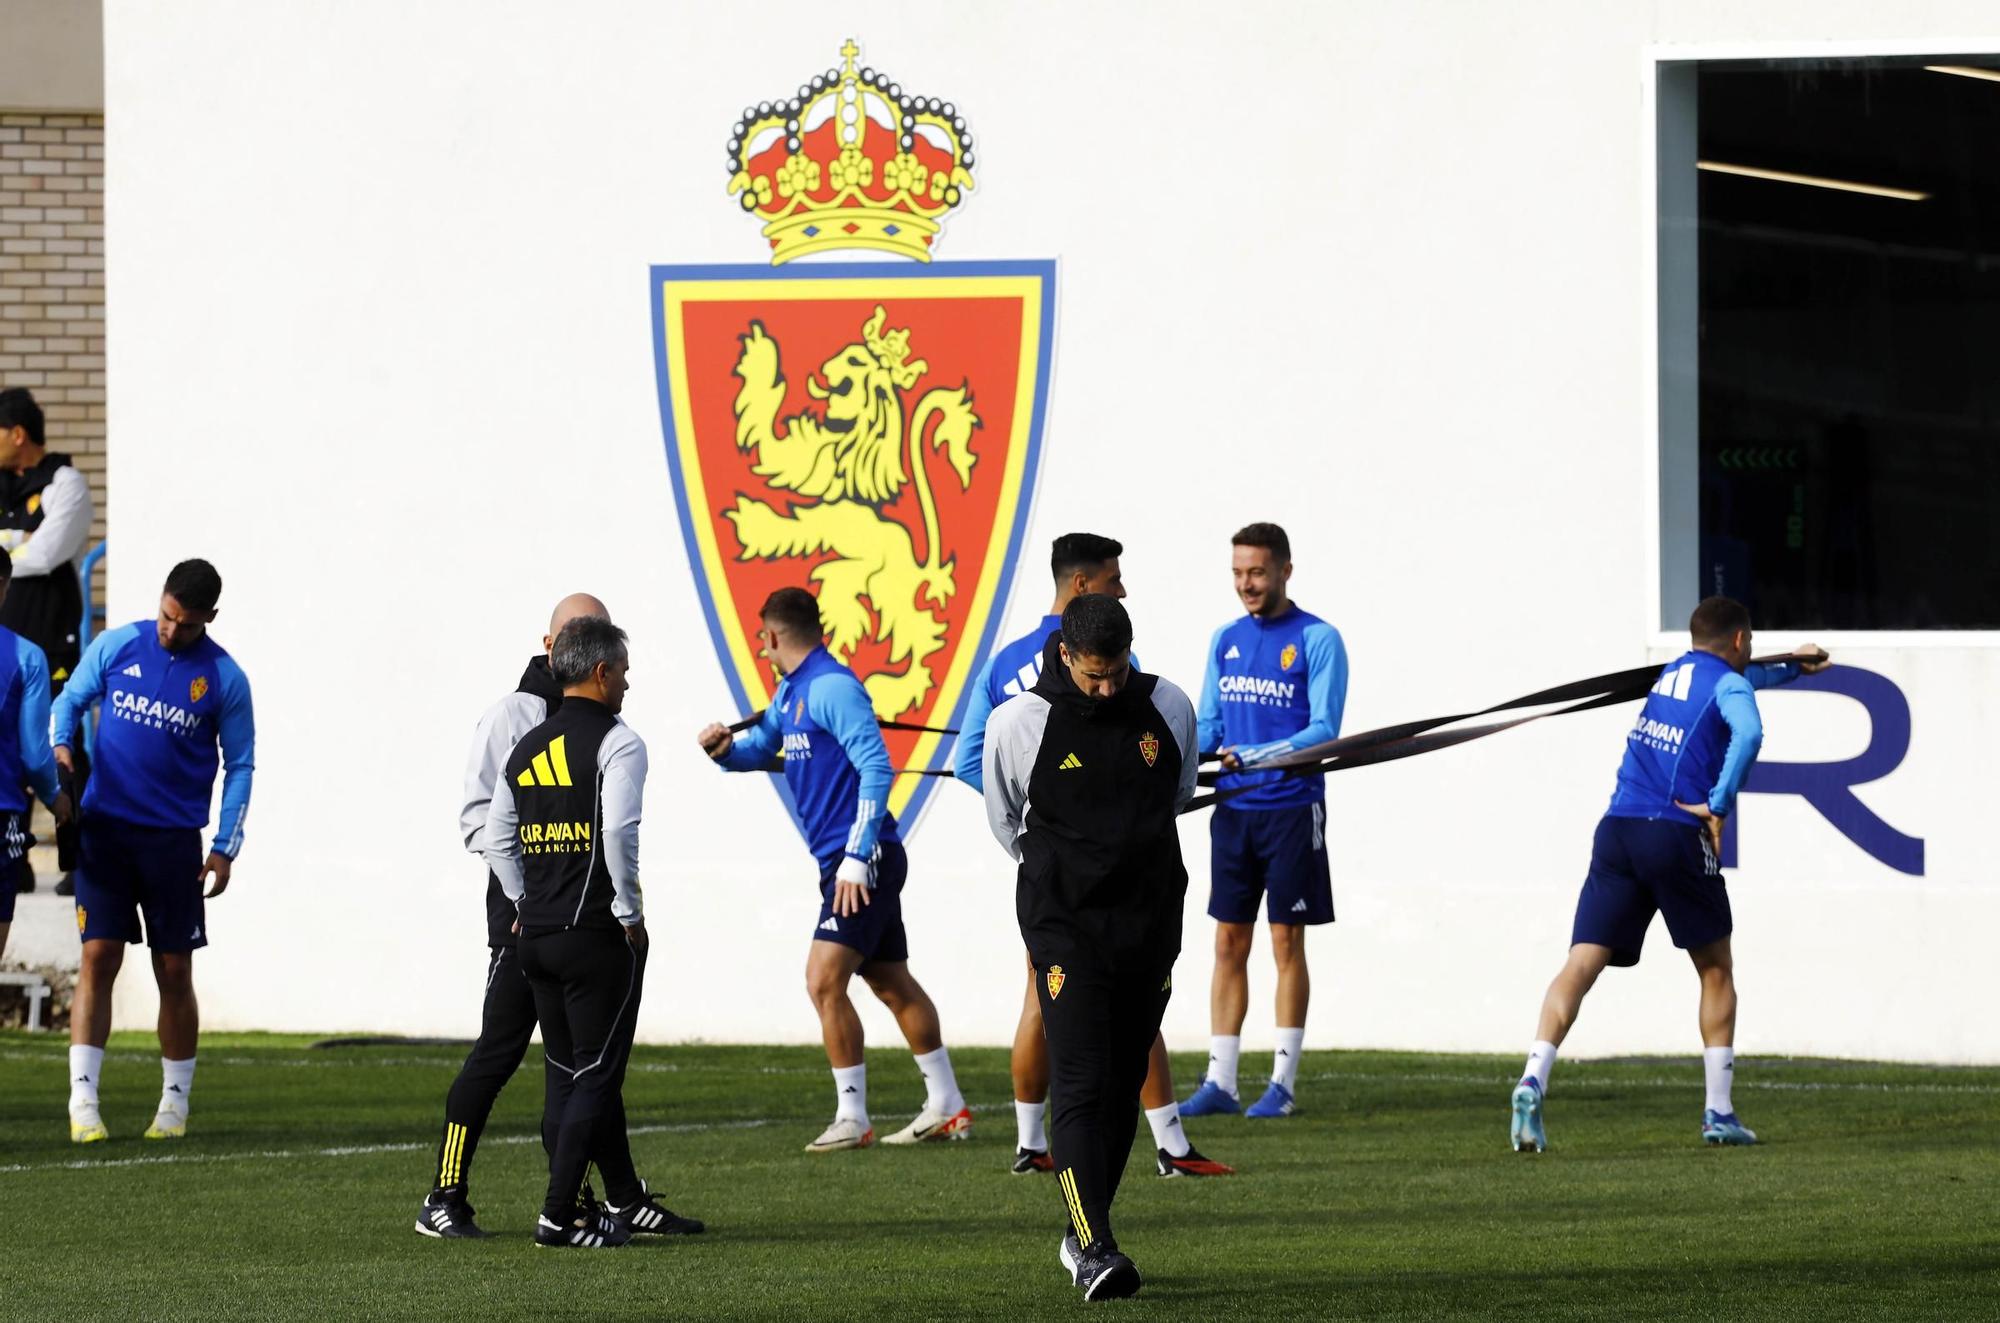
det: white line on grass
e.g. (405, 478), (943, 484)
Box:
(0, 1118), (772, 1177)
(1303, 1070), (2000, 1096)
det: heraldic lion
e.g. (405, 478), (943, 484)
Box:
(729, 305), (980, 719)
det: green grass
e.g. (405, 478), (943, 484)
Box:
(2, 1033), (1997, 1320)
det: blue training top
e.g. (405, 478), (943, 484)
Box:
(1197, 604), (1349, 812)
(719, 646), (899, 871)
(0, 625), (60, 815)
(50, 621), (256, 857)
(1605, 649), (1801, 825)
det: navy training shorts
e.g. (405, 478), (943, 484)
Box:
(813, 838), (909, 964)
(74, 817), (208, 952)
(1208, 802), (1334, 926)
(1571, 815), (1730, 967)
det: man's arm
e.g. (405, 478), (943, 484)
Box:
(1239, 623), (1349, 766)
(50, 625), (119, 758)
(600, 728), (647, 926)
(1706, 674), (1764, 818)
(981, 697), (1043, 861)
(460, 693), (537, 854)
(482, 778), (526, 903)
(711, 702), (783, 772)
(15, 638), (59, 807)
(951, 656), (999, 792)
(6, 466), (91, 578)
(810, 675), (893, 885)
(1195, 625), (1226, 754)
(209, 656), (256, 860)
(1155, 678), (1201, 811)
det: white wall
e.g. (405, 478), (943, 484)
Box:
(101, 0), (2000, 1061)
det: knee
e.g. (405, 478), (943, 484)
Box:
(154, 957), (195, 997)
(1214, 925), (1253, 965)
(1269, 926), (1306, 968)
(862, 974), (909, 1014)
(80, 943), (123, 981)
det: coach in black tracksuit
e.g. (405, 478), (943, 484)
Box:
(982, 594), (1199, 1301)
(485, 615), (701, 1248)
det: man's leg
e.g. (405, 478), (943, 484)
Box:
(859, 960), (942, 1055)
(1100, 971), (1172, 1214)
(147, 950), (199, 1137)
(863, 958), (970, 1141)
(428, 946), (540, 1206)
(542, 930), (641, 1223)
(1688, 937), (1753, 1142)
(1195, 921), (1253, 1105)
(1011, 959), (1052, 1164)
(519, 935), (578, 1205)
(1242, 921), (1309, 1117)
(1039, 961), (1118, 1251)
(804, 937), (873, 1147)
(68, 937), (123, 1139)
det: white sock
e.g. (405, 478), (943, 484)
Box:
(913, 1046), (964, 1115)
(1272, 1027), (1305, 1092)
(1207, 1034), (1241, 1097)
(1704, 1046), (1735, 1115)
(1523, 1040), (1558, 1094)
(1146, 1102), (1190, 1158)
(68, 1045), (103, 1114)
(160, 1057), (196, 1117)
(832, 1064), (868, 1124)
(1015, 1099), (1047, 1151)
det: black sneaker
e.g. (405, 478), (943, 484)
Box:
(1074, 1241), (1142, 1301)
(1011, 1146), (1054, 1174)
(54, 874), (74, 897)
(604, 1179), (705, 1236)
(414, 1190), (488, 1239)
(534, 1205), (632, 1248)
(1058, 1231), (1084, 1285)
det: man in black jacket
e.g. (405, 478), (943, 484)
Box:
(982, 594), (1198, 1301)
(415, 593), (603, 1239)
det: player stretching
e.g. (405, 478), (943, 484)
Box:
(958, 533), (1229, 1178)
(700, 586), (969, 1153)
(1182, 523), (1347, 1120)
(55, 559), (253, 1143)
(1511, 596), (1828, 1152)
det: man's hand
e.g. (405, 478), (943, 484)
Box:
(1674, 801), (1726, 862)
(1796, 643), (1832, 675)
(1218, 747), (1243, 771)
(623, 918), (649, 952)
(832, 880), (871, 918)
(53, 744), (73, 775)
(200, 851), (233, 899)
(697, 722), (733, 759)
(50, 791), (72, 828)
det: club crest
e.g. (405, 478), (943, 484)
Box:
(653, 39), (1054, 838)
(189, 676), (209, 704)
(1046, 965), (1065, 1000)
(1139, 732), (1160, 768)
(1279, 643), (1298, 672)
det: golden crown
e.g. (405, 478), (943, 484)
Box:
(726, 40), (976, 263)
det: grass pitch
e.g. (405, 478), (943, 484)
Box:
(2, 1033), (1997, 1320)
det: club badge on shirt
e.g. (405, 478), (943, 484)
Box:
(1046, 965), (1065, 1000)
(190, 676), (209, 704)
(1139, 732), (1159, 768)
(1279, 643), (1298, 671)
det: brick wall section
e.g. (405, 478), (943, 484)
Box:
(0, 111), (105, 608)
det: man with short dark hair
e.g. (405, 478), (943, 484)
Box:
(700, 586), (968, 1153)
(957, 533), (1229, 1178)
(486, 615), (703, 1248)
(0, 386), (94, 897)
(0, 550), (72, 960)
(414, 592), (608, 1239)
(1508, 596), (1829, 1153)
(1183, 522), (1349, 1121)
(52, 558), (254, 1144)
(983, 593), (1199, 1301)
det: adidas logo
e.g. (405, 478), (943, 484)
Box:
(1058, 752), (1083, 771)
(1277, 1049), (1290, 1057)
(1224, 645), (1240, 660)
(516, 734), (574, 788)
(842, 1085), (858, 1093)
(819, 917), (839, 933)
(1290, 898), (1307, 913)
(121, 663), (143, 678)
(191, 926), (203, 941)
(168, 1084), (184, 1094)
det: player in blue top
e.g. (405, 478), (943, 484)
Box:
(956, 533), (1232, 1178)
(700, 586), (969, 1154)
(1509, 596), (1829, 1154)
(52, 559), (254, 1145)
(0, 551), (71, 966)
(1182, 523), (1348, 1122)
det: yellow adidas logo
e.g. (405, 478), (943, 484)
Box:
(516, 734), (573, 788)
(1057, 752), (1083, 771)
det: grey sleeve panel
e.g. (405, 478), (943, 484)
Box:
(982, 693), (1050, 861)
(460, 692), (544, 854)
(483, 778), (525, 903)
(1150, 677), (1201, 811)
(599, 724), (647, 924)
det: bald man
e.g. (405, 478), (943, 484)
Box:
(416, 593), (611, 1238)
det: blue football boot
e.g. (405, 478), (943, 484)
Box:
(1179, 1078), (1240, 1117)
(1245, 1082), (1295, 1119)
(1510, 1079), (1546, 1153)
(1702, 1110), (1758, 1146)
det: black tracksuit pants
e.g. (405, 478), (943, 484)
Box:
(520, 925), (646, 1219)
(1034, 957), (1173, 1252)
(430, 943), (540, 1196)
